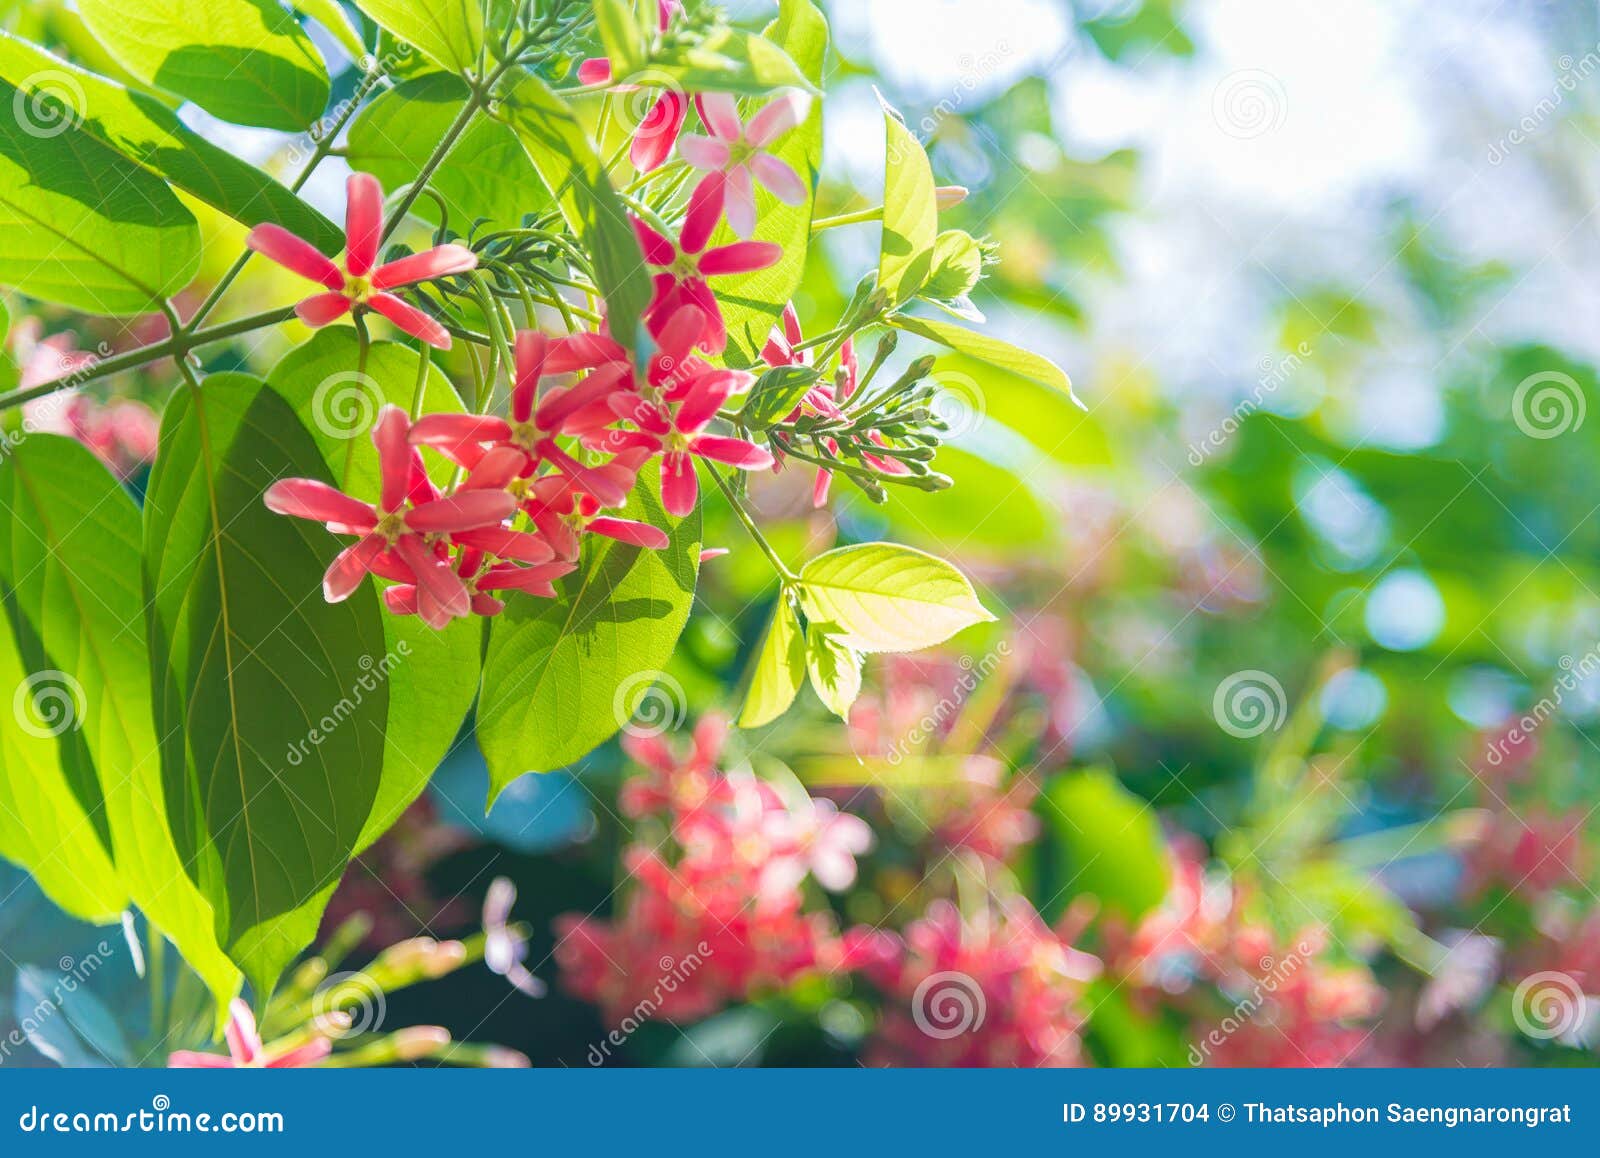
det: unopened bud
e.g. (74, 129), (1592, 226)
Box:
(935, 185), (969, 209)
(393, 1026), (452, 1060)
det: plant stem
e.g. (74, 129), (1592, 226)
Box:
(812, 204), (886, 231)
(708, 464), (796, 583)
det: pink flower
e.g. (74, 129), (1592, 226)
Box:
(168, 999), (331, 1069)
(681, 91), (811, 238)
(264, 405), (516, 627)
(577, 2), (686, 172)
(604, 366), (772, 517)
(247, 173), (476, 349)
(631, 216), (781, 353)
(517, 464), (667, 562)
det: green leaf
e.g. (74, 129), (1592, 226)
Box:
(1041, 769), (1170, 921)
(264, 328), (481, 851)
(292, 0), (371, 67)
(594, 0), (644, 74)
(797, 542), (994, 653)
(145, 375), (388, 997)
(791, 754), (979, 787)
(0, 435), (238, 1007)
(646, 29), (819, 96)
(805, 624), (861, 720)
(738, 596), (806, 728)
(714, 0), (828, 364)
(738, 363), (822, 430)
(477, 479), (699, 800)
(0, 77), (200, 316)
(0, 582), (125, 925)
(501, 69), (653, 350)
(346, 74), (547, 236)
(877, 94), (939, 306)
(79, 0), (330, 131)
(888, 314), (1079, 406)
(354, 0), (483, 76)
(0, 34), (341, 252)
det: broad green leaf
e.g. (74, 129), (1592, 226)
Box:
(594, 0), (644, 74)
(805, 624), (861, 720)
(714, 0), (828, 364)
(501, 69), (653, 350)
(79, 0), (330, 131)
(877, 94), (939, 306)
(347, 74), (547, 236)
(477, 480), (699, 800)
(145, 375), (388, 997)
(0, 603), (124, 924)
(265, 328), (481, 851)
(0, 435), (239, 1007)
(798, 543), (994, 653)
(0, 80), (200, 315)
(354, 0), (483, 76)
(888, 314), (1079, 406)
(1041, 769), (1169, 921)
(0, 34), (341, 252)
(738, 363), (822, 429)
(869, 445), (1056, 556)
(738, 596), (806, 728)
(646, 30), (819, 96)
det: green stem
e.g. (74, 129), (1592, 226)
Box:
(708, 464), (795, 583)
(812, 204), (885, 231)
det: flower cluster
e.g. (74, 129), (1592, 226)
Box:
(844, 898), (1101, 1067)
(553, 717), (870, 1026)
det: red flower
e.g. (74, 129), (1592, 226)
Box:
(631, 216), (780, 353)
(264, 406), (516, 627)
(576, 2), (686, 172)
(168, 1000), (331, 1069)
(247, 173), (476, 349)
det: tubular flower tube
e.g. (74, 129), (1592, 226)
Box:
(246, 173), (476, 349)
(681, 91), (812, 238)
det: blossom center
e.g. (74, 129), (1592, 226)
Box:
(344, 273), (372, 305)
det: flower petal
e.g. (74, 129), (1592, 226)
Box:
(631, 90), (686, 173)
(384, 585), (420, 616)
(372, 405), (411, 513)
(577, 57), (612, 85)
(368, 292), (450, 349)
(409, 412), (512, 449)
(661, 451), (698, 516)
(224, 999), (262, 1066)
(745, 91), (811, 147)
(696, 92), (742, 141)
(630, 216), (678, 267)
(698, 241), (782, 276)
(676, 370), (744, 431)
(344, 173), (383, 277)
(681, 170), (725, 255)
(548, 331), (627, 374)
(678, 134), (731, 171)
(264, 478), (375, 528)
(294, 292), (352, 328)
(395, 536), (470, 626)
(404, 490), (517, 533)
(246, 224), (343, 290)
(723, 164), (757, 238)
(750, 152), (808, 205)
(589, 516), (670, 550)
(453, 527), (555, 564)
(462, 445), (527, 491)
(370, 244), (477, 290)
(690, 434), (774, 469)
(324, 535), (386, 602)
(512, 330), (548, 422)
